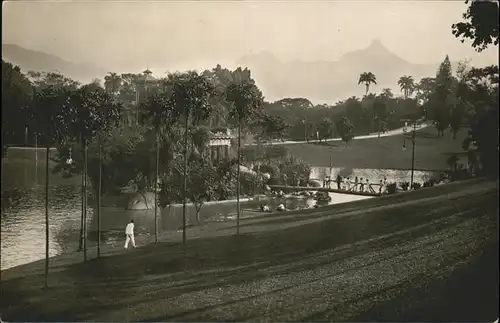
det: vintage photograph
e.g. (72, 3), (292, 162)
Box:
(1, 0), (499, 321)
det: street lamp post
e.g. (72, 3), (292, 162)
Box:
(283, 173), (288, 208)
(402, 122), (417, 188)
(154, 133), (159, 244)
(44, 144), (49, 289)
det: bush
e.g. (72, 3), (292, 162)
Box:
(400, 181), (410, 191)
(423, 178), (437, 187)
(386, 182), (397, 194)
(411, 182), (422, 190)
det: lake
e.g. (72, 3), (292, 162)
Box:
(0, 148), (440, 270)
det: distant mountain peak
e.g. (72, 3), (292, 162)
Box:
(365, 39), (392, 55)
(367, 39), (384, 49)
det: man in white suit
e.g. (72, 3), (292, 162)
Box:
(124, 220), (136, 250)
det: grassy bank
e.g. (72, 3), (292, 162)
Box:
(0, 178), (497, 321)
(285, 126), (468, 170)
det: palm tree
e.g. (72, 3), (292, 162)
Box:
(398, 75), (415, 99)
(226, 77), (264, 235)
(358, 72), (377, 95)
(141, 91), (179, 243)
(104, 72), (122, 95)
(380, 88), (394, 99)
(165, 71), (214, 246)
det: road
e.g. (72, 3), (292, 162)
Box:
(0, 178), (497, 322)
(249, 122), (429, 146)
(6, 123), (428, 151)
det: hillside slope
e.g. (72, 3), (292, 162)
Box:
(2, 44), (106, 83)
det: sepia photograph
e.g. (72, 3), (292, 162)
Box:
(1, 0), (499, 321)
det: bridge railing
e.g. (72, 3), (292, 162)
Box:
(316, 179), (386, 194)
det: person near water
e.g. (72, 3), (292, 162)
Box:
(124, 219), (136, 250)
(346, 177), (351, 191)
(365, 179), (370, 192)
(379, 179), (384, 194)
(336, 174), (342, 190)
(359, 178), (364, 192)
(354, 177), (359, 191)
(383, 177), (388, 193)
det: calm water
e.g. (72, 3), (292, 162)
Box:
(1, 149), (439, 270)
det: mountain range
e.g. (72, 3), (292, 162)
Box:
(237, 40), (456, 103)
(3, 41), (455, 103)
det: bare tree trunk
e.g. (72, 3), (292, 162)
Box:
(97, 135), (102, 258)
(154, 132), (159, 243)
(195, 205), (202, 224)
(236, 123), (241, 235)
(182, 112), (189, 247)
(83, 140), (88, 262)
(44, 145), (50, 289)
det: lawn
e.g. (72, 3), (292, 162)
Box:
(284, 126), (469, 171)
(1, 178), (497, 322)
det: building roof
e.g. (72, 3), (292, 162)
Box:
(137, 69), (158, 82)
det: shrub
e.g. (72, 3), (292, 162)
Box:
(411, 182), (422, 190)
(423, 178), (437, 187)
(400, 181), (410, 191)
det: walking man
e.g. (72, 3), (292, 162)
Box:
(336, 174), (342, 190)
(124, 219), (136, 250)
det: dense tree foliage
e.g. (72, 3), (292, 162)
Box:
(2, 61), (33, 155)
(452, 0), (499, 52)
(336, 117), (355, 147)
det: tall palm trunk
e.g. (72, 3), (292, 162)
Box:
(97, 135), (102, 258)
(154, 132), (159, 243)
(182, 112), (189, 247)
(236, 123), (241, 235)
(78, 135), (84, 251)
(44, 145), (50, 289)
(83, 140), (88, 261)
(365, 83), (369, 95)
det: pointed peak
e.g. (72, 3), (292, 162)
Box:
(367, 39), (386, 50)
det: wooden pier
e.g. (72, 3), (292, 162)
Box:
(269, 185), (383, 197)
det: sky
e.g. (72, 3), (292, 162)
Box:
(2, 0), (499, 74)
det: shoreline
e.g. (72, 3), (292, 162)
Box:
(1, 191), (373, 274)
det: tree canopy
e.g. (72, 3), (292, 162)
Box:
(452, 0), (499, 52)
